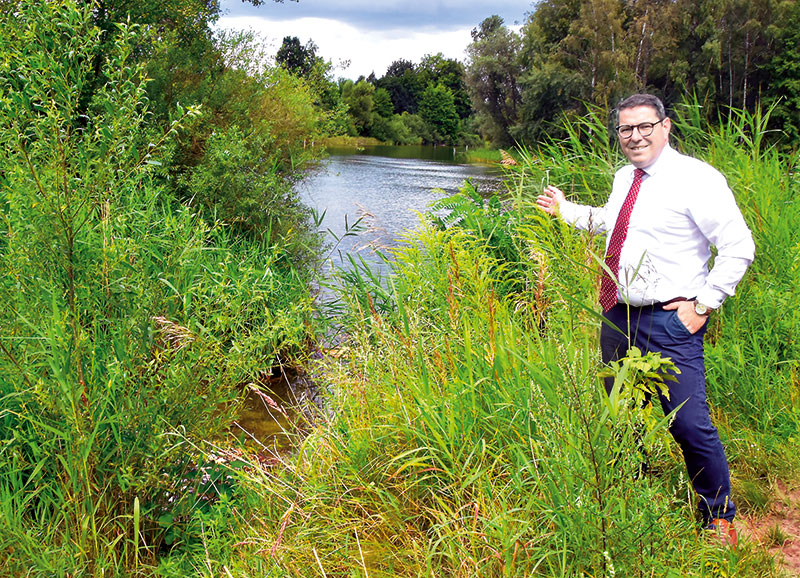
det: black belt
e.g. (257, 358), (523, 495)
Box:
(617, 296), (690, 309)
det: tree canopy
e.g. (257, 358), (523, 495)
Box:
(461, 1), (800, 145)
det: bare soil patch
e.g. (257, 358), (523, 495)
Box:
(740, 481), (800, 575)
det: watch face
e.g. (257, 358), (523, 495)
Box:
(694, 302), (708, 315)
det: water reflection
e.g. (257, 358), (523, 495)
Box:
(230, 368), (317, 455)
(299, 150), (504, 271)
(325, 144), (481, 163)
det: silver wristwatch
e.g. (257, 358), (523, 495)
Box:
(693, 300), (713, 316)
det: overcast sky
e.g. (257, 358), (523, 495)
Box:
(216, 0), (533, 79)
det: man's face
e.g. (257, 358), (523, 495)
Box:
(617, 105), (671, 169)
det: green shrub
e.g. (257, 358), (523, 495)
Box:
(429, 179), (523, 296)
(147, 28), (324, 263)
(0, 2), (315, 572)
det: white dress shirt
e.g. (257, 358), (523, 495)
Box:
(558, 144), (755, 309)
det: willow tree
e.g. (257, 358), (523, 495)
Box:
(465, 15), (523, 147)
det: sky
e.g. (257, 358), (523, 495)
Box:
(216, 0), (534, 80)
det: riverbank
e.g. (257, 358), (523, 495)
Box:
(317, 135), (385, 149)
(0, 4), (322, 573)
(2, 10), (796, 568)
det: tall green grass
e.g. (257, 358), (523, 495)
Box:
(7, 9), (792, 572)
(169, 100), (798, 577)
(672, 100), (800, 506)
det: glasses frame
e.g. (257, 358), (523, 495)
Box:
(615, 118), (665, 138)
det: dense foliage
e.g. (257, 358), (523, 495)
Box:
(280, 0), (800, 149)
(0, 1), (319, 572)
(328, 55), (476, 146)
(55, 0), (328, 252)
(2, 0), (799, 575)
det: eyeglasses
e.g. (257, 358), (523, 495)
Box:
(616, 119), (664, 138)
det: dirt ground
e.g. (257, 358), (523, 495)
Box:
(740, 481), (800, 575)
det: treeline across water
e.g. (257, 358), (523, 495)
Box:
(1, 0), (799, 576)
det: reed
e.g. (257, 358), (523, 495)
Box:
(5, 6), (794, 570)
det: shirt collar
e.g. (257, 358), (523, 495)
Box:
(636, 143), (675, 178)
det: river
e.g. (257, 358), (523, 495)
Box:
(298, 145), (504, 272)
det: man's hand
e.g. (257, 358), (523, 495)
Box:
(662, 300), (708, 334)
(536, 185), (565, 216)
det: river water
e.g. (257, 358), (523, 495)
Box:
(298, 145), (504, 272)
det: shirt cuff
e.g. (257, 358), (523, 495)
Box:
(695, 288), (727, 310)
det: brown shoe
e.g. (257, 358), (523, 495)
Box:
(706, 518), (738, 547)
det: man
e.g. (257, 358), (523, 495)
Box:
(536, 94), (754, 546)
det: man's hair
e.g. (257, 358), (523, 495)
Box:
(616, 94), (667, 120)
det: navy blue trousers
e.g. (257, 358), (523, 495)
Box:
(601, 304), (735, 523)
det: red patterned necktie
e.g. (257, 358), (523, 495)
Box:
(600, 168), (646, 312)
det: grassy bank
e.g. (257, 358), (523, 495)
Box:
(463, 147), (505, 164)
(159, 104), (799, 576)
(3, 4), (798, 572)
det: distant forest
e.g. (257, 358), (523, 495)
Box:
(280, 0), (800, 148)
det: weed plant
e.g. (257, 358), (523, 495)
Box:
(0, 2), (316, 574)
(671, 100), (800, 449)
